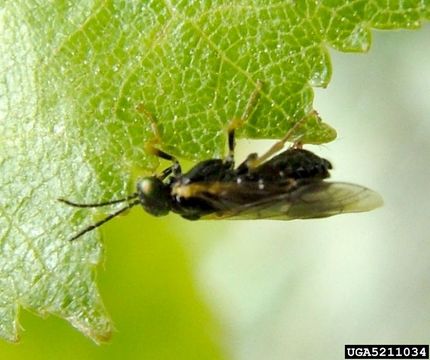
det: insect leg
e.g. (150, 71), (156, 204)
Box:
(246, 110), (318, 169)
(157, 166), (173, 180)
(68, 200), (141, 241)
(226, 80), (264, 163)
(58, 194), (138, 208)
(145, 144), (182, 176)
(139, 103), (182, 176)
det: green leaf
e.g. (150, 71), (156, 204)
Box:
(0, 0), (428, 343)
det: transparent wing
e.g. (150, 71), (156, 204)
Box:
(187, 181), (383, 220)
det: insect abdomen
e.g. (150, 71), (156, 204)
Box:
(245, 148), (332, 181)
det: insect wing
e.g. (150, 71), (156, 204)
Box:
(194, 181), (383, 220)
(273, 181), (383, 220)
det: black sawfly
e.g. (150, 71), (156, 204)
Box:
(59, 81), (383, 241)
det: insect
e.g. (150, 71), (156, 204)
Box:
(59, 82), (383, 241)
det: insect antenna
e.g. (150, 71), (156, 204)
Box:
(67, 199), (141, 241)
(58, 193), (138, 208)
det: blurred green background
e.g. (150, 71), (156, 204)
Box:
(1, 26), (429, 359)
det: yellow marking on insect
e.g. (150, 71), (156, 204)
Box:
(172, 182), (226, 198)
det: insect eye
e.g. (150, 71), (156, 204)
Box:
(136, 177), (170, 217)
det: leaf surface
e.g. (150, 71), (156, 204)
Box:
(0, 0), (428, 342)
